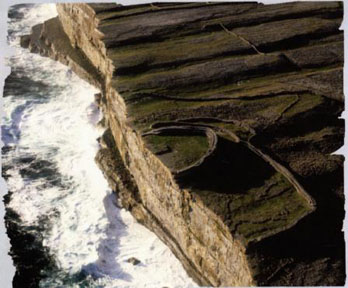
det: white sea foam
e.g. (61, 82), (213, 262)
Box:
(3, 4), (196, 287)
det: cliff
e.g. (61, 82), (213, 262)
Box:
(21, 2), (345, 286)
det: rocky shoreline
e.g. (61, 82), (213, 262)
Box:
(21, 2), (345, 286)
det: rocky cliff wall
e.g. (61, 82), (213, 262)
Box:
(22, 2), (345, 286)
(56, 4), (254, 285)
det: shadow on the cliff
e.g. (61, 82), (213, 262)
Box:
(81, 193), (133, 282)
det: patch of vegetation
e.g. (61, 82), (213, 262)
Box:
(108, 30), (252, 75)
(236, 188), (310, 242)
(145, 134), (210, 171)
(283, 93), (324, 118)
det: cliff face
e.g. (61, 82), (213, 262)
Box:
(22, 2), (345, 286)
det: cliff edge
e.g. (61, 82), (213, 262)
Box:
(21, 2), (345, 286)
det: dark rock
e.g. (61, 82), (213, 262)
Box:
(94, 93), (102, 106)
(127, 257), (141, 266)
(19, 34), (30, 48)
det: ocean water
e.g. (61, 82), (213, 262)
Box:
(2, 4), (196, 288)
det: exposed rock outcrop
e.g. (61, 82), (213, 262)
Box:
(21, 2), (345, 286)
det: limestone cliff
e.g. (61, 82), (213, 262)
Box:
(21, 2), (345, 286)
